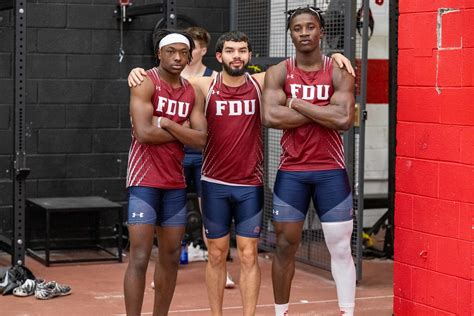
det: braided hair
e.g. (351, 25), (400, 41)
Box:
(286, 6), (325, 32)
(152, 29), (195, 64)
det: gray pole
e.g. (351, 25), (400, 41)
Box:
(230, 0), (237, 30)
(354, 0), (370, 281)
(343, 0), (356, 188)
(386, 0), (398, 258)
(13, 0), (29, 267)
(166, 0), (176, 28)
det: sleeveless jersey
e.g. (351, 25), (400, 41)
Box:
(126, 67), (195, 189)
(201, 72), (263, 185)
(280, 56), (346, 171)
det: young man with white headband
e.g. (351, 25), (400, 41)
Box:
(124, 29), (207, 316)
(128, 30), (354, 316)
(262, 6), (356, 316)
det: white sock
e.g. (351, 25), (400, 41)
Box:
(274, 303), (289, 316)
(340, 303), (355, 316)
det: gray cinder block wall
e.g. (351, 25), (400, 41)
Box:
(0, 0), (229, 240)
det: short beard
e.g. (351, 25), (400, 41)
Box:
(222, 61), (248, 77)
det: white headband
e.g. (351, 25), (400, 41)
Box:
(159, 33), (190, 49)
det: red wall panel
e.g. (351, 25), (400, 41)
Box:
(367, 60), (389, 103)
(441, 10), (463, 48)
(397, 87), (440, 123)
(439, 163), (474, 203)
(439, 88), (474, 125)
(463, 9), (474, 47)
(396, 157), (439, 197)
(460, 127), (474, 165)
(396, 2), (473, 314)
(396, 122), (416, 157)
(395, 193), (414, 229)
(414, 124), (461, 162)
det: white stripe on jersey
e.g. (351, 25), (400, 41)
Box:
(205, 76), (218, 115)
(247, 73), (262, 101)
(128, 151), (150, 186)
(201, 175), (259, 187)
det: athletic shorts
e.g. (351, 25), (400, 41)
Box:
(183, 153), (202, 197)
(272, 169), (353, 223)
(127, 186), (187, 227)
(201, 180), (263, 239)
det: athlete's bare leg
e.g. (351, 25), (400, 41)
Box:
(272, 221), (304, 304)
(124, 224), (155, 316)
(152, 226), (186, 316)
(206, 234), (230, 316)
(236, 235), (261, 316)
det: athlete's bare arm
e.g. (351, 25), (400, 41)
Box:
(159, 85), (207, 149)
(261, 62), (312, 129)
(251, 72), (265, 87)
(251, 53), (354, 89)
(129, 77), (176, 144)
(290, 61), (355, 131)
(127, 52), (354, 88)
(188, 76), (214, 97)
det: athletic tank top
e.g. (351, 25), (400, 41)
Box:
(279, 56), (346, 171)
(126, 67), (195, 189)
(201, 72), (263, 186)
(184, 66), (215, 155)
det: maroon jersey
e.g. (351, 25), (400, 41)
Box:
(201, 73), (263, 185)
(280, 56), (345, 171)
(126, 67), (195, 189)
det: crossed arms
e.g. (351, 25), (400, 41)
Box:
(129, 76), (207, 149)
(261, 60), (355, 131)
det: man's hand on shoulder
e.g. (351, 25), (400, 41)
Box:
(331, 53), (355, 77)
(128, 67), (147, 88)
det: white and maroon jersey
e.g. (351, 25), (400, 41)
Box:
(201, 72), (263, 186)
(126, 67), (195, 189)
(280, 56), (345, 171)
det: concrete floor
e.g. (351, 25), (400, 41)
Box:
(1, 249), (393, 315)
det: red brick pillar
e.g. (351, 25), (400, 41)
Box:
(394, 1), (474, 315)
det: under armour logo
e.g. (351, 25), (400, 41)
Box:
(132, 212), (144, 218)
(156, 86), (161, 91)
(253, 226), (261, 233)
(205, 229), (209, 234)
(286, 74), (294, 79)
(212, 90), (220, 95)
(272, 209), (279, 216)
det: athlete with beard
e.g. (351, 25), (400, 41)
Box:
(130, 31), (264, 316)
(128, 30), (354, 315)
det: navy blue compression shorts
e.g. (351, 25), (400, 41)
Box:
(127, 186), (187, 227)
(272, 169), (353, 223)
(201, 180), (263, 239)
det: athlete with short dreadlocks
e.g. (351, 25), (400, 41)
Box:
(124, 29), (207, 316)
(262, 6), (356, 316)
